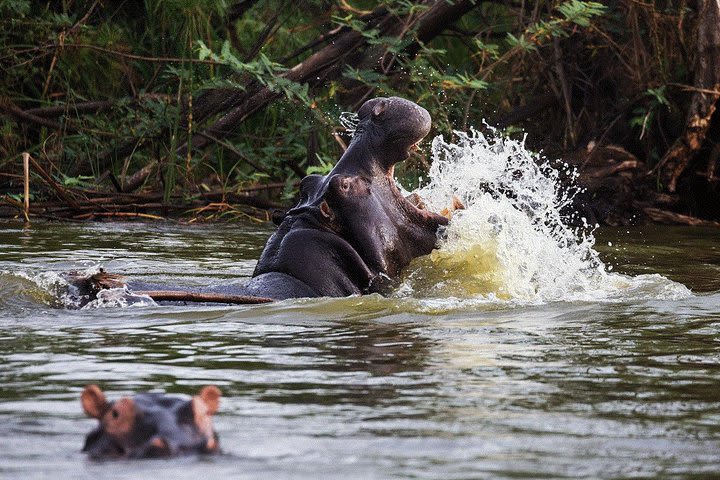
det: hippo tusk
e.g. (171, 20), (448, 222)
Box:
(440, 195), (465, 220)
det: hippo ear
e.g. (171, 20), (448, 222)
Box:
(372, 99), (387, 118)
(319, 200), (334, 221)
(81, 385), (108, 419)
(197, 385), (221, 416)
(300, 174), (324, 194)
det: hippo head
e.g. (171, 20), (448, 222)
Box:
(352, 96), (432, 173)
(321, 173), (449, 280)
(253, 96), (457, 297)
(81, 384), (221, 458)
(307, 97), (450, 279)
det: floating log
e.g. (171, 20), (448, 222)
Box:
(136, 290), (273, 305)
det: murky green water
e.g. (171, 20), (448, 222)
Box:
(0, 221), (719, 479)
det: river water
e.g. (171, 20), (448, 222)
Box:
(0, 221), (718, 479)
(2, 129), (720, 478)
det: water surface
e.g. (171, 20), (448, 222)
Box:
(0, 221), (718, 479)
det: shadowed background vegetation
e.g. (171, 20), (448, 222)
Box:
(1, 0), (718, 224)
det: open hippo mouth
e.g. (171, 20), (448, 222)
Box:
(349, 97), (453, 225)
(392, 175), (450, 226)
(322, 160), (459, 282)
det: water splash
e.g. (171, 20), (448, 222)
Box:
(398, 128), (691, 303)
(339, 111), (359, 136)
(4, 269), (78, 308)
(82, 287), (156, 309)
(2, 266), (156, 309)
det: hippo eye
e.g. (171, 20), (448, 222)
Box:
(111, 409), (119, 419)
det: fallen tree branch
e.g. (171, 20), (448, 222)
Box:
(641, 207), (720, 226)
(0, 185), (288, 219)
(23, 94), (175, 118)
(586, 160), (639, 178)
(24, 100), (113, 117)
(181, 0), (477, 154)
(121, 161), (156, 193)
(74, 211), (166, 220)
(136, 290), (273, 304)
(0, 101), (69, 131)
(15, 42), (223, 67)
(27, 155), (82, 210)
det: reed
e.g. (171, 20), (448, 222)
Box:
(22, 152), (29, 222)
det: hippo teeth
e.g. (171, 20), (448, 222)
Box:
(402, 191), (447, 224)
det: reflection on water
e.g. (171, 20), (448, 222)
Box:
(0, 221), (719, 479)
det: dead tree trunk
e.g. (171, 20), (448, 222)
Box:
(179, 0), (477, 155)
(655, 0), (720, 193)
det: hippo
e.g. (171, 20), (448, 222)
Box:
(246, 96), (451, 299)
(64, 97), (456, 305)
(80, 384), (221, 458)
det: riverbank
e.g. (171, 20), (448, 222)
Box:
(2, 145), (718, 227)
(2, 2), (719, 229)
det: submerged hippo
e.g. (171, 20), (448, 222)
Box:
(81, 384), (221, 458)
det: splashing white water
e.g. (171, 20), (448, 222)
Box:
(339, 111), (359, 136)
(4, 265), (156, 309)
(399, 128), (691, 303)
(81, 287), (156, 309)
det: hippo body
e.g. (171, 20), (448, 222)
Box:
(248, 97), (449, 298)
(64, 97), (452, 304)
(246, 215), (377, 298)
(81, 384), (221, 458)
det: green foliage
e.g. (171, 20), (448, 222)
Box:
(0, 0), (699, 207)
(199, 41), (311, 105)
(630, 86), (672, 152)
(0, 0), (30, 16)
(506, 33), (538, 52)
(145, 0), (229, 56)
(557, 1), (606, 27)
(343, 66), (386, 88)
(523, 1), (607, 42)
(61, 174), (95, 188)
(306, 157), (334, 176)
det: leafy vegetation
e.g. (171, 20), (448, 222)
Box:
(0, 1), (717, 222)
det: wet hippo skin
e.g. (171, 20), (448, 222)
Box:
(247, 96), (449, 299)
(65, 97), (452, 304)
(80, 385), (221, 458)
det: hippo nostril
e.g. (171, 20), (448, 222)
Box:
(111, 409), (119, 419)
(143, 436), (171, 457)
(112, 443), (126, 457)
